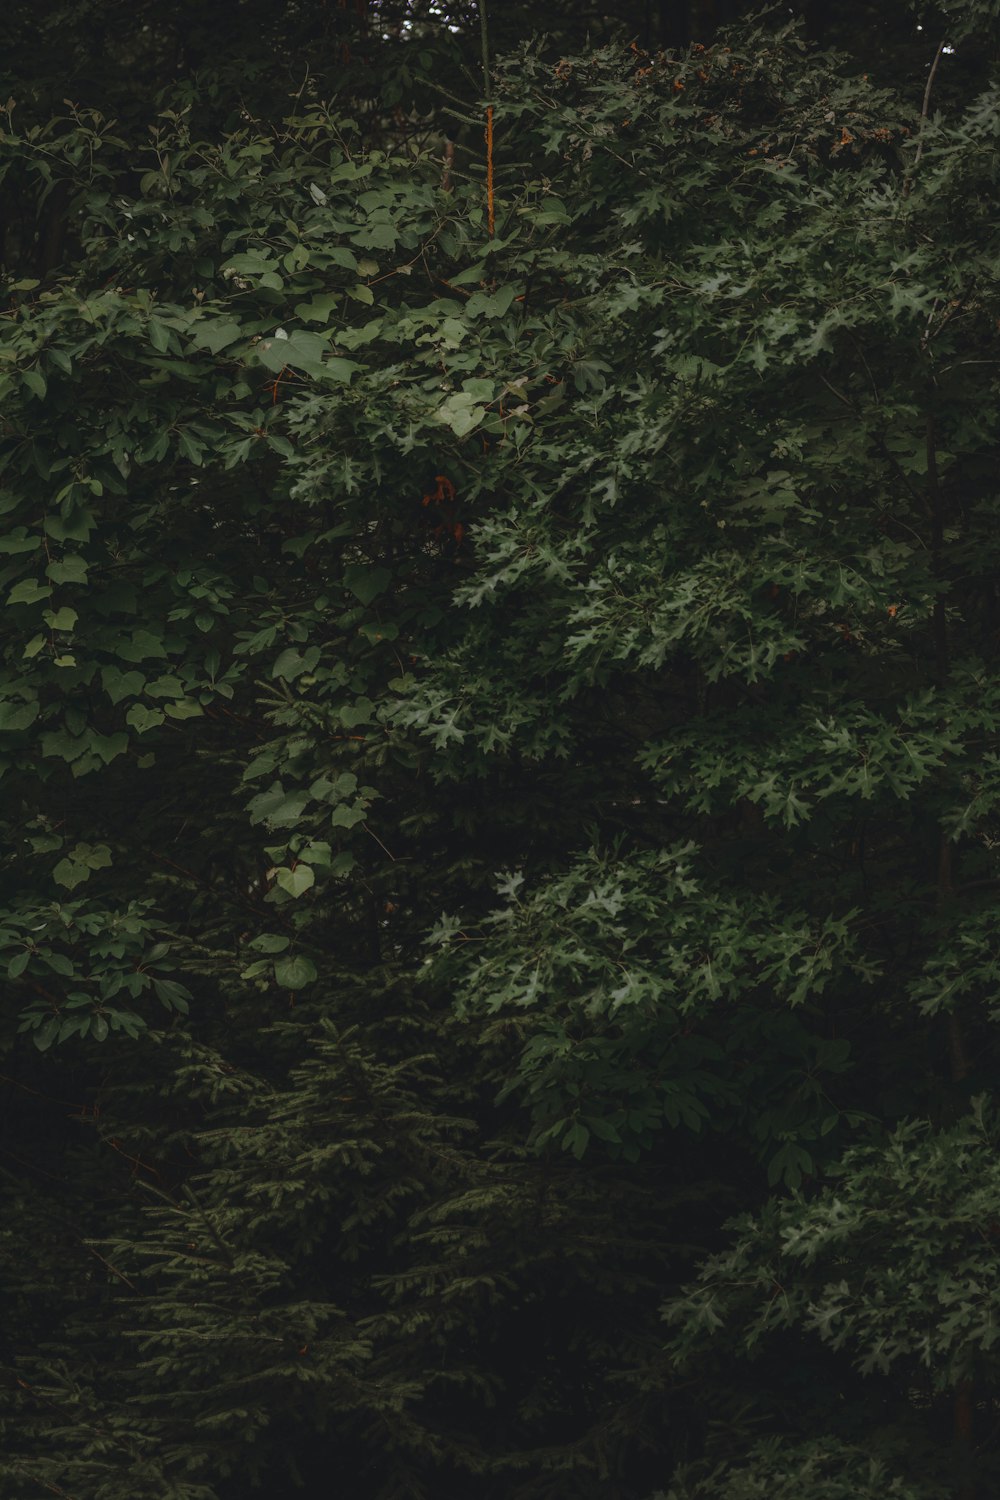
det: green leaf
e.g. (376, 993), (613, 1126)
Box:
(33, 1017), (60, 1051)
(44, 507), (94, 542)
(102, 668), (146, 704)
(240, 959), (272, 980)
(0, 531), (41, 555)
(340, 698), (374, 729)
(274, 954), (318, 989)
(435, 392), (485, 437)
(275, 864), (316, 898)
(272, 648), (311, 681)
(222, 251), (275, 274)
(117, 631), (167, 663)
(343, 566), (390, 606)
(255, 330), (360, 382)
(42, 606), (78, 631)
(7, 580), (51, 606)
(248, 783), (309, 828)
(190, 319), (243, 354)
(46, 556), (89, 584)
(320, 357), (362, 383)
(53, 858), (92, 889)
(126, 704), (166, 733)
(466, 285), (518, 319)
(299, 841), (332, 867)
(177, 430), (204, 465)
(329, 803), (366, 828)
(152, 977), (191, 1013)
(146, 675), (185, 699)
(42, 951), (75, 975)
(74, 842), (112, 870)
(248, 933), (290, 954)
(0, 699), (39, 731)
(294, 294), (340, 324)
(148, 318), (171, 353)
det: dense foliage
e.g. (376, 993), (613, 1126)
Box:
(3, 4), (1000, 1497)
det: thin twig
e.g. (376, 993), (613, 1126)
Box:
(84, 1242), (138, 1291)
(816, 370), (857, 412)
(919, 39), (947, 139)
(363, 823), (397, 861)
(903, 38), (947, 197)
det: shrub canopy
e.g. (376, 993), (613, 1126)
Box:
(3, 9), (1000, 1498)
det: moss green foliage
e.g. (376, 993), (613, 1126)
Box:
(2, 6), (1000, 1497)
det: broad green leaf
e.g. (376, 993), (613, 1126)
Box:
(343, 566), (390, 605)
(0, 699), (39, 731)
(53, 858), (92, 889)
(102, 667), (146, 704)
(152, 977), (191, 1012)
(274, 953), (318, 989)
(248, 932), (290, 954)
(435, 392), (485, 437)
(275, 864), (316, 897)
(126, 704), (166, 733)
(190, 319), (244, 354)
(8, 951), (30, 979)
(7, 580), (51, 606)
(148, 318), (171, 353)
(46, 556), (89, 584)
(43, 606), (78, 631)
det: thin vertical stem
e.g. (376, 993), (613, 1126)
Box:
(485, 107), (495, 237)
(918, 39), (947, 151)
(903, 38), (946, 197)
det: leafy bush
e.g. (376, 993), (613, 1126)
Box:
(2, 12), (1000, 1498)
